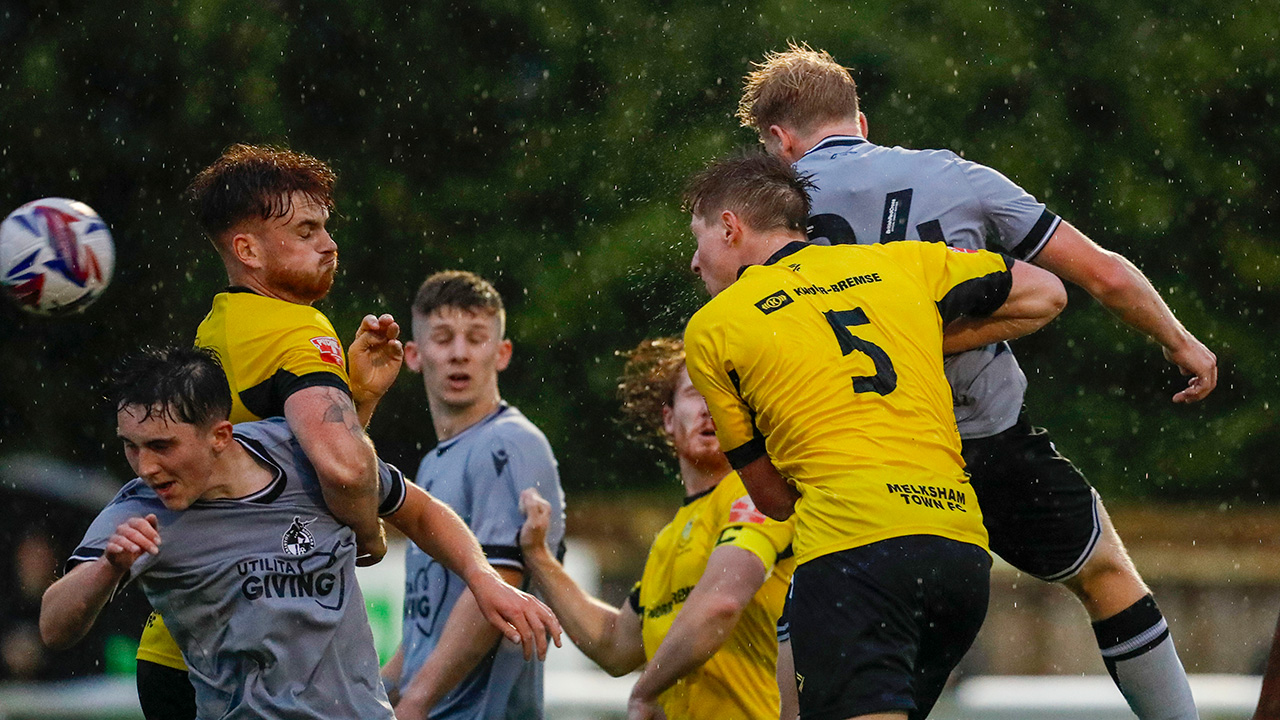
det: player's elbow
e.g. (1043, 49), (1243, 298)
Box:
(38, 607), (79, 650)
(600, 656), (639, 677)
(1082, 252), (1141, 306)
(314, 449), (377, 495)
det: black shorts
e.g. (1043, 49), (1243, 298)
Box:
(963, 412), (1101, 582)
(136, 659), (196, 720)
(789, 536), (990, 720)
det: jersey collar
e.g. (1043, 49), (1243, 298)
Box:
(736, 240), (811, 279)
(802, 135), (867, 158)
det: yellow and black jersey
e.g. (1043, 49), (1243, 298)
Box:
(196, 288), (350, 423)
(137, 288), (350, 671)
(685, 240), (1011, 566)
(629, 472), (795, 720)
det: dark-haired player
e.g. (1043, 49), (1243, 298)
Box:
(135, 144), (404, 717)
(739, 44), (1214, 720)
(39, 347), (559, 720)
(518, 336), (795, 720)
(382, 271), (567, 720)
(682, 153), (1065, 720)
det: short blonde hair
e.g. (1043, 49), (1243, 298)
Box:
(737, 42), (860, 135)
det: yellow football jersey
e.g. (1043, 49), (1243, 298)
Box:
(685, 240), (1011, 566)
(632, 472), (795, 720)
(137, 288), (350, 670)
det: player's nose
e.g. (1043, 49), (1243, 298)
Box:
(690, 251), (702, 277)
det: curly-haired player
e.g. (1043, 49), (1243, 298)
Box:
(519, 336), (797, 720)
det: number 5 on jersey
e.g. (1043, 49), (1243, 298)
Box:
(823, 308), (897, 395)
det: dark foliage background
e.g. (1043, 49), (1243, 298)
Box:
(1, 0), (1277, 503)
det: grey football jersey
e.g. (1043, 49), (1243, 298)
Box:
(796, 135), (1061, 438)
(399, 403), (566, 720)
(67, 418), (407, 720)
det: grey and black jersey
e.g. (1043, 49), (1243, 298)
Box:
(67, 418), (407, 720)
(796, 135), (1061, 439)
(399, 403), (566, 720)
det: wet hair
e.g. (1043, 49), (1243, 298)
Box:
(616, 337), (685, 454)
(109, 346), (232, 426)
(737, 42), (861, 135)
(411, 270), (506, 337)
(682, 152), (814, 234)
(186, 144), (337, 239)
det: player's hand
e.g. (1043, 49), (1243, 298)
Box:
(103, 514), (160, 571)
(355, 519), (388, 567)
(626, 692), (668, 720)
(469, 570), (562, 661)
(1163, 335), (1217, 403)
(518, 488), (552, 557)
(349, 313), (404, 404)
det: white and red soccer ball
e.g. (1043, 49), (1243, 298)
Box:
(0, 198), (115, 315)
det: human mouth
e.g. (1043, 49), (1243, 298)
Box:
(446, 372), (472, 391)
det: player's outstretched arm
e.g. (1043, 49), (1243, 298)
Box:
(40, 515), (160, 650)
(1033, 221), (1217, 402)
(519, 488), (646, 676)
(737, 456), (800, 521)
(626, 545), (768, 720)
(284, 385), (386, 565)
(942, 260), (1067, 355)
(387, 483), (561, 659)
(348, 313), (404, 426)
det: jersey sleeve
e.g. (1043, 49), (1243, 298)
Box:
(711, 490), (794, 574)
(468, 426), (565, 571)
(903, 241), (1015, 324)
(65, 484), (161, 584)
(685, 308), (765, 469)
(957, 157), (1061, 261)
(234, 314), (352, 419)
(377, 461), (409, 517)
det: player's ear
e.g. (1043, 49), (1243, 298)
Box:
(208, 420), (235, 451)
(403, 340), (422, 373)
(662, 403), (676, 436)
(494, 338), (513, 372)
(721, 210), (744, 246)
(858, 111), (869, 139)
(231, 231), (264, 270)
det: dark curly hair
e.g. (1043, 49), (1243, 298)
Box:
(616, 337), (686, 455)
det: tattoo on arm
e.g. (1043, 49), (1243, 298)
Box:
(320, 388), (366, 436)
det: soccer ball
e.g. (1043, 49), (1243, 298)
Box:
(0, 198), (115, 315)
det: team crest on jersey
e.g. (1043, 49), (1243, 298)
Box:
(754, 289), (793, 315)
(309, 336), (344, 366)
(729, 496), (768, 524)
(680, 519), (694, 543)
(282, 516), (317, 555)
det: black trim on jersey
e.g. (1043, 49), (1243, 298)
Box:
(628, 583), (643, 615)
(682, 484), (718, 506)
(804, 136), (868, 157)
(225, 286), (260, 295)
(936, 257), (1014, 324)
(239, 369), (349, 421)
(378, 463), (409, 517)
(762, 240), (810, 267)
(434, 403), (511, 456)
(725, 436), (767, 469)
(777, 544), (794, 561)
(233, 434), (288, 504)
(65, 546), (105, 574)
(482, 544), (524, 567)
(1009, 209), (1061, 261)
